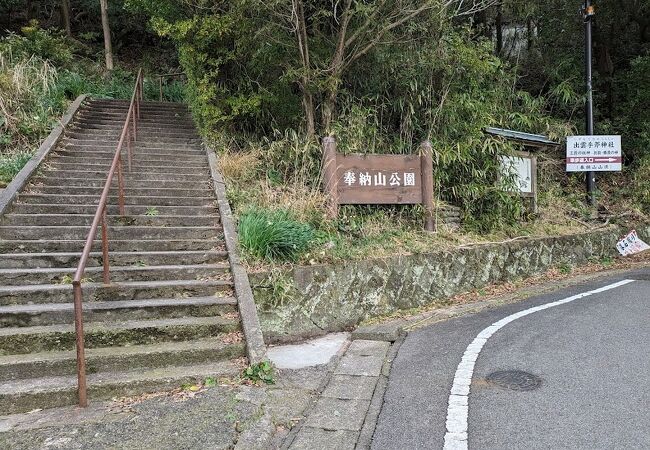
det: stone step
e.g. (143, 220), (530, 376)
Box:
(73, 120), (197, 130)
(50, 151), (208, 164)
(84, 104), (190, 114)
(43, 161), (209, 175)
(88, 99), (189, 109)
(0, 359), (240, 415)
(51, 149), (208, 162)
(30, 176), (211, 189)
(25, 185), (212, 198)
(0, 225), (220, 241)
(0, 251), (228, 269)
(45, 157), (208, 169)
(74, 115), (194, 127)
(65, 130), (201, 142)
(0, 336), (244, 382)
(0, 295), (237, 326)
(60, 139), (202, 151)
(16, 194), (215, 206)
(76, 109), (192, 119)
(9, 203), (217, 216)
(0, 250), (228, 269)
(44, 157), (209, 171)
(72, 115), (194, 125)
(0, 263), (230, 286)
(61, 138), (202, 150)
(1, 213), (220, 227)
(0, 279), (233, 305)
(39, 169), (207, 182)
(0, 239), (223, 253)
(57, 145), (205, 157)
(0, 315), (240, 355)
(68, 126), (200, 138)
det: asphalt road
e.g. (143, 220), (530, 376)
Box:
(372, 270), (650, 450)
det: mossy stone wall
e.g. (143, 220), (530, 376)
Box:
(251, 226), (649, 342)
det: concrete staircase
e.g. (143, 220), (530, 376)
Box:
(0, 99), (248, 414)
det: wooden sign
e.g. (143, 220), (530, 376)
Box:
(498, 150), (538, 213)
(322, 137), (435, 232)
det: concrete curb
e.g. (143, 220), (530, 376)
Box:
(0, 94), (87, 217)
(205, 148), (266, 364)
(355, 336), (404, 450)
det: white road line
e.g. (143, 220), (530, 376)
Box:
(442, 279), (636, 450)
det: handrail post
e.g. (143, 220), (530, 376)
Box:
(132, 107), (137, 142)
(117, 157), (126, 216)
(127, 128), (133, 172)
(101, 209), (110, 285)
(72, 281), (88, 407)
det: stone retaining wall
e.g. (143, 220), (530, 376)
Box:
(251, 225), (649, 342)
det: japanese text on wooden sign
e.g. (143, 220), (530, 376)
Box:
(337, 154), (423, 204)
(566, 135), (622, 172)
(322, 137), (435, 232)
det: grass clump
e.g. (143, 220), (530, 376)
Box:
(238, 208), (315, 262)
(0, 152), (32, 187)
(241, 361), (275, 385)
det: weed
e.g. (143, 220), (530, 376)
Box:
(204, 377), (217, 387)
(145, 207), (159, 216)
(0, 152), (32, 186)
(599, 255), (615, 267)
(557, 262), (573, 275)
(238, 208), (314, 262)
(242, 361), (275, 385)
(57, 274), (73, 284)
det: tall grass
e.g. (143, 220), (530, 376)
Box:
(0, 52), (59, 183)
(238, 208), (315, 262)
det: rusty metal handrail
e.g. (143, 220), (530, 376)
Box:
(157, 72), (186, 102)
(71, 68), (144, 407)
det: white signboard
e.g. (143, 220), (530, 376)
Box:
(616, 230), (650, 256)
(500, 155), (533, 194)
(566, 135), (622, 172)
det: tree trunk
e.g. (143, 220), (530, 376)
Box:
(495, 3), (503, 54)
(100, 0), (114, 72)
(321, 89), (338, 134)
(303, 88), (316, 139)
(61, 0), (72, 38)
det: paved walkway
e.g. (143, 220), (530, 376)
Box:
(0, 366), (329, 449)
(286, 340), (392, 449)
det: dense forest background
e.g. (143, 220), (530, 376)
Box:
(1, 0), (649, 262)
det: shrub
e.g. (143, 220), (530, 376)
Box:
(0, 21), (74, 67)
(238, 208), (315, 262)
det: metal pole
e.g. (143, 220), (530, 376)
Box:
(117, 157), (126, 216)
(584, 1), (596, 206)
(72, 282), (88, 407)
(101, 208), (110, 285)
